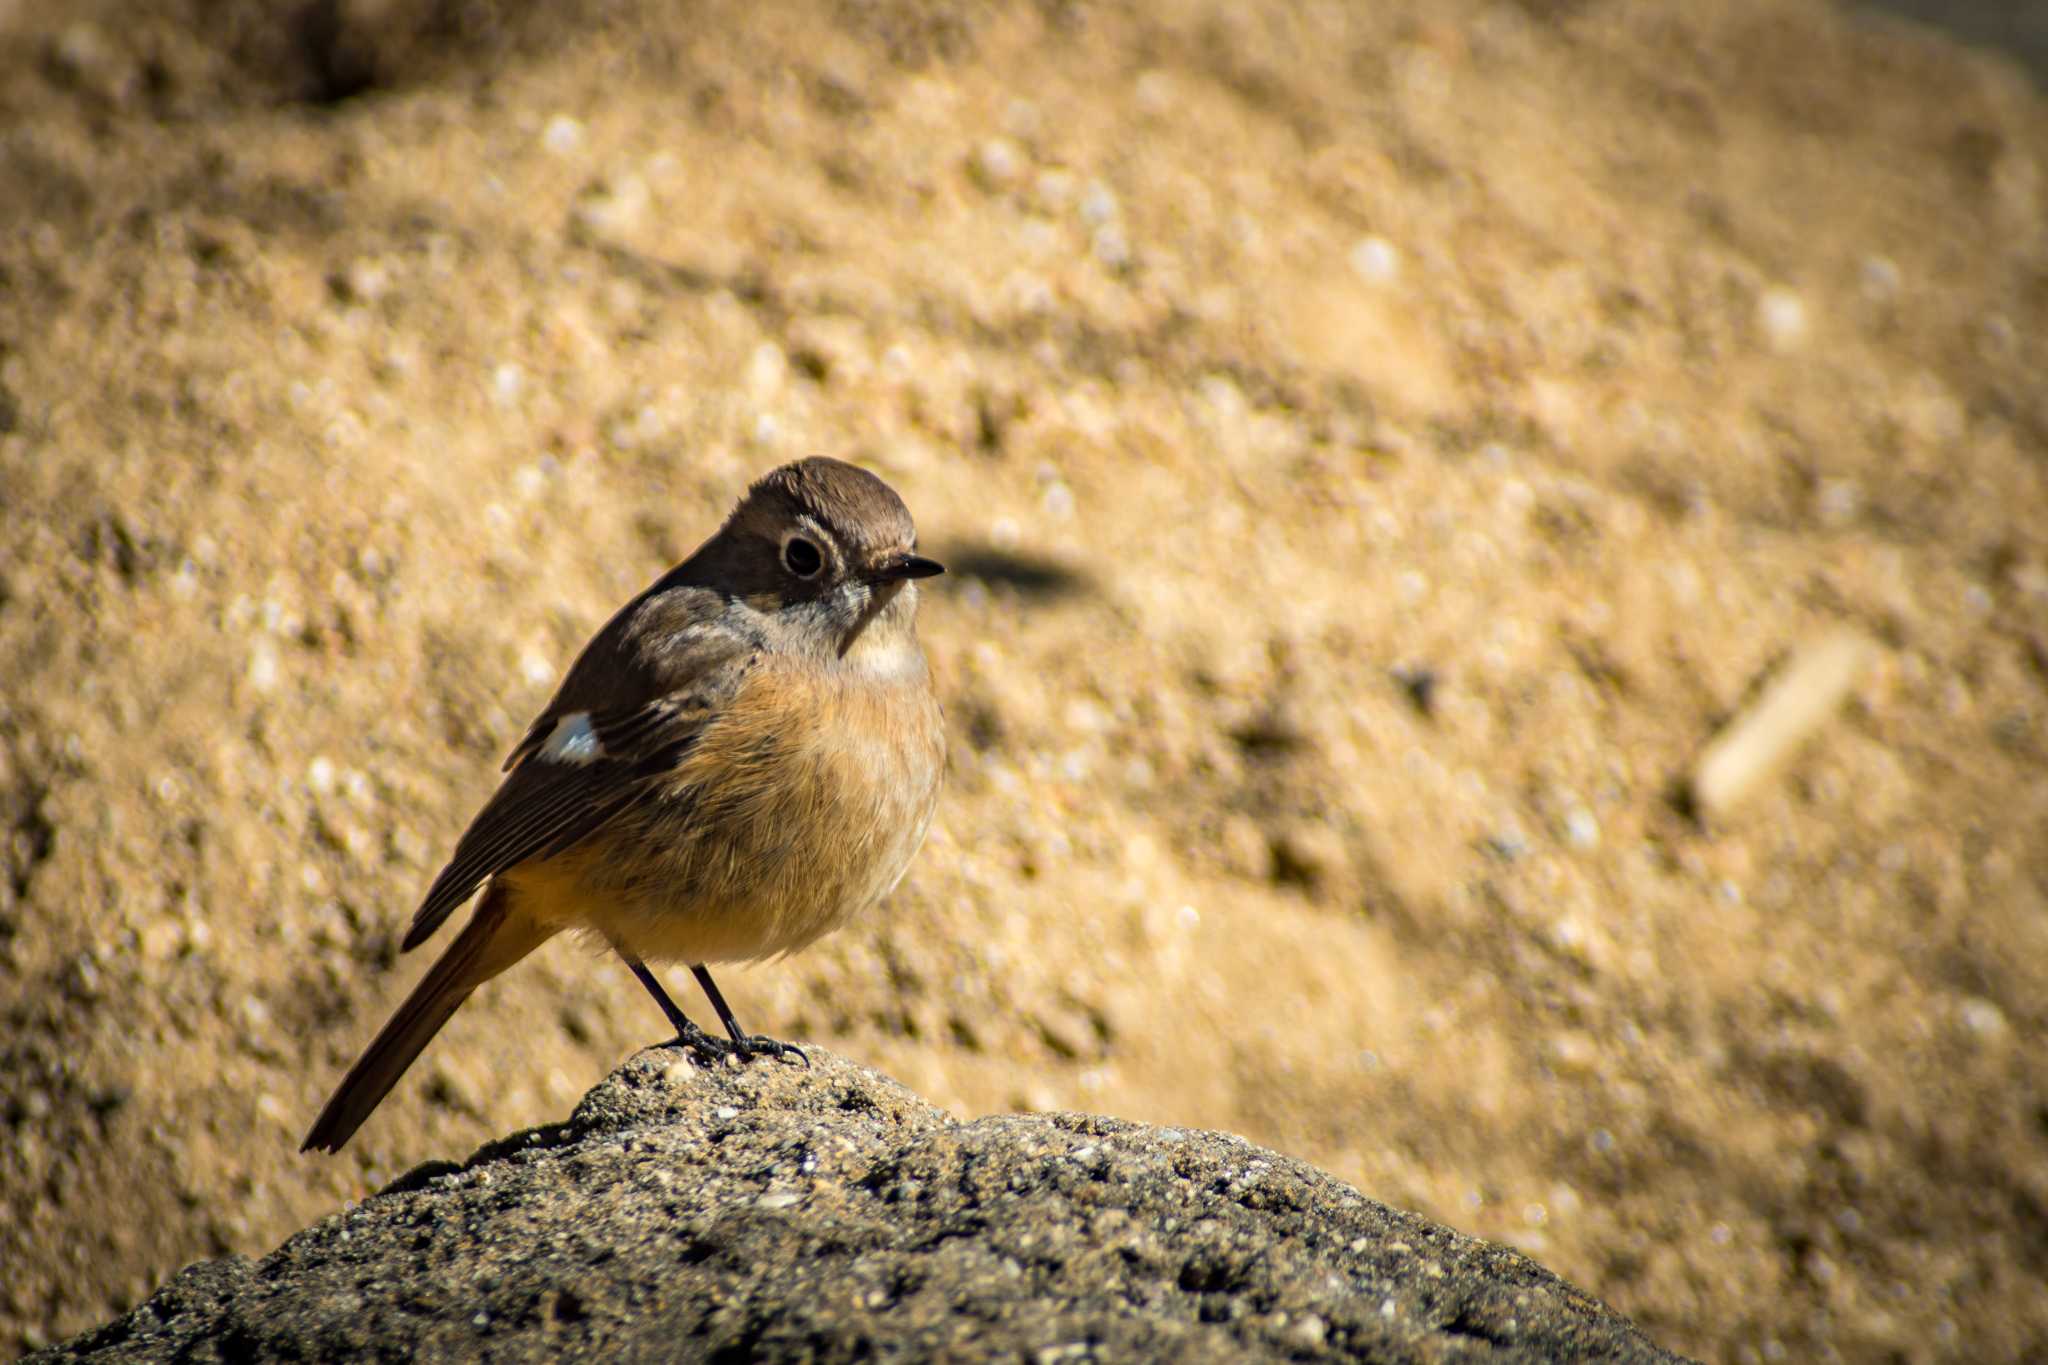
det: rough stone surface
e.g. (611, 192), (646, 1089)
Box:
(35, 1053), (1684, 1363)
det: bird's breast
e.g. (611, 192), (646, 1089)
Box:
(573, 651), (943, 964)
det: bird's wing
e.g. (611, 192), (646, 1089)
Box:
(400, 650), (752, 953)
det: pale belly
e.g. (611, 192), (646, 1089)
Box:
(505, 655), (944, 966)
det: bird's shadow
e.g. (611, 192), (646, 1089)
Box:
(940, 543), (1091, 599)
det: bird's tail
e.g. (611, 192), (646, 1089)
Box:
(301, 884), (552, 1154)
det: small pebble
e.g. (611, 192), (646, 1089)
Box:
(247, 640), (280, 693)
(1959, 997), (2007, 1037)
(974, 138), (1023, 188)
(491, 364), (524, 408)
(1034, 169), (1075, 211)
(1758, 288), (1807, 349)
(542, 115), (584, 155)
(1078, 182), (1119, 227)
(1349, 236), (1401, 285)
(747, 342), (787, 400)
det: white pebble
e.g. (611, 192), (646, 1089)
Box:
(1063, 698), (1108, 732)
(1079, 182), (1119, 227)
(1349, 236), (1401, 285)
(974, 138), (1023, 188)
(1959, 997), (2007, 1037)
(246, 640), (280, 693)
(307, 757), (336, 794)
(491, 363), (524, 407)
(343, 258), (391, 303)
(1133, 69), (1173, 114)
(542, 115), (584, 155)
(1815, 479), (1860, 526)
(1033, 169), (1075, 211)
(1758, 288), (1808, 350)
(746, 341), (787, 400)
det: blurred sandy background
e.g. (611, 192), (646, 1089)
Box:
(3, 1), (2045, 1359)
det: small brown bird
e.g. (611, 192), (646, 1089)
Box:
(302, 458), (945, 1153)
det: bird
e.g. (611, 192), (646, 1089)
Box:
(301, 457), (945, 1153)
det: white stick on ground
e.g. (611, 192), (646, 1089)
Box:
(1690, 629), (1878, 820)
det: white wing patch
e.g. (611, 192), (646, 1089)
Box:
(539, 711), (605, 765)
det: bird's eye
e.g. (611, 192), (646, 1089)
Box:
(782, 536), (824, 578)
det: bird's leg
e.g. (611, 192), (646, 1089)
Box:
(691, 964), (809, 1066)
(623, 957), (735, 1064)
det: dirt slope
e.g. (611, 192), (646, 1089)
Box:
(2, 1), (2044, 1359)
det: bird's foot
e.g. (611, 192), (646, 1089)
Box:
(666, 1022), (738, 1065)
(731, 1033), (809, 1067)
(666, 1023), (807, 1068)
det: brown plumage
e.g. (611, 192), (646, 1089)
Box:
(302, 458), (944, 1154)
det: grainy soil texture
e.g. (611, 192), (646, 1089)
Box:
(3, 1), (2045, 1360)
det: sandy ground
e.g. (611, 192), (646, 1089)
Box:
(2, 1), (2045, 1360)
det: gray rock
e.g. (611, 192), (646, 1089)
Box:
(37, 1051), (1688, 1362)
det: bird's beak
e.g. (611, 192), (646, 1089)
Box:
(872, 553), (945, 582)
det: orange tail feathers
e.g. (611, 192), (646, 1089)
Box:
(301, 885), (553, 1154)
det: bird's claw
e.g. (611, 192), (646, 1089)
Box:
(734, 1034), (809, 1067)
(668, 1026), (807, 1068)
